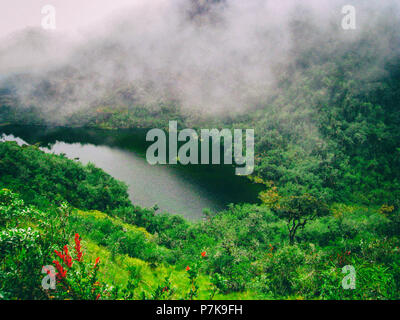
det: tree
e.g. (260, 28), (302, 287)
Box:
(259, 182), (330, 244)
(277, 194), (330, 244)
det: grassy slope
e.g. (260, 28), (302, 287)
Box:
(69, 210), (265, 299)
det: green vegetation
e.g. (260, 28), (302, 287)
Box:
(0, 142), (399, 300)
(0, 141), (130, 211)
(1, 7), (400, 300)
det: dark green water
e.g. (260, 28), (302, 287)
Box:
(0, 125), (262, 220)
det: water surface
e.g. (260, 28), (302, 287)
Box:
(0, 125), (261, 220)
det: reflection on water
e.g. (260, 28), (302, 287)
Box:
(0, 125), (261, 220)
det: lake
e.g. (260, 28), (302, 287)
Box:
(0, 125), (262, 220)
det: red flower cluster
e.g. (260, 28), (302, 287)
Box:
(50, 234), (105, 299)
(201, 251), (206, 257)
(74, 233), (83, 262)
(54, 245), (73, 268)
(53, 260), (67, 280)
(186, 266), (190, 271)
(53, 233), (85, 280)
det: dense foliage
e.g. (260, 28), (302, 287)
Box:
(0, 2), (400, 300)
(0, 143), (399, 299)
(0, 141), (130, 211)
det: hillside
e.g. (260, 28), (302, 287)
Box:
(0, 142), (399, 299)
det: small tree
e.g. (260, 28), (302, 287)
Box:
(259, 182), (329, 244)
(277, 194), (329, 244)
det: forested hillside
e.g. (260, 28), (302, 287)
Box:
(0, 142), (399, 299)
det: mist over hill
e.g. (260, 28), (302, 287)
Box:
(1, 0), (400, 204)
(0, 0), (399, 123)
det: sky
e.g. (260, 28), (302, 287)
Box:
(0, 0), (136, 38)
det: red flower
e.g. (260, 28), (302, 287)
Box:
(54, 249), (64, 261)
(74, 233), (83, 262)
(53, 260), (67, 280)
(201, 251), (206, 257)
(63, 245), (73, 268)
(55, 245), (73, 268)
(94, 257), (100, 269)
(186, 266), (190, 271)
(96, 293), (101, 300)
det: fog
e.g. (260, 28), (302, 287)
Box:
(0, 0), (399, 123)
